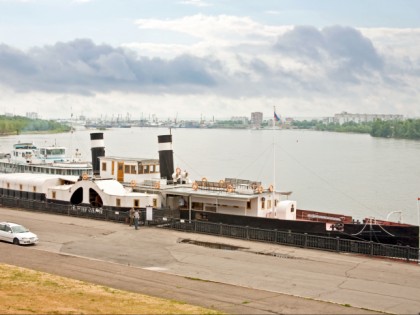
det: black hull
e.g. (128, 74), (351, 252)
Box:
(180, 210), (419, 248)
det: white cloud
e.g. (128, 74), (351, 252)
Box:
(135, 14), (290, 46)
(1, 14), (420, 119)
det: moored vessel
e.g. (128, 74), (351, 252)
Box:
(0, 132), (418, 248)
(0, 141), (92, 176)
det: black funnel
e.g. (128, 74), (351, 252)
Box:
(158, 134), (174, 182)
(90, 132), (105, 176)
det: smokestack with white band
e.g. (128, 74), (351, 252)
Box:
(158, 134), (174, 182)
(90, 132), (105, 176)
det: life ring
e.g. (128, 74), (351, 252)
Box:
(202, 177), (208, 182)
(130, 180), (137, 187)
(154, 182), (160, 189)
(82, 173), (88, 180)
(192, 182), (198, 190)
(226, 184), (234, 193)
(268, 184), (274, 192)
(257, 185), (263, 194)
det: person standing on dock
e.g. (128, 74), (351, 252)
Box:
(134, 209), (140, 230)
(129, 208), (135, 226)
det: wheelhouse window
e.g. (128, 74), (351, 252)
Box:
(134, 199), (139, 207)
(247, 201), (251, 209)
(153, 198), (157, 207)
(102, 162), (107, 171)
(116, 198), (121, 207)
(52, 192), (56, 199)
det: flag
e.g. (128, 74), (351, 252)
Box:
(274, 111), (281, 122)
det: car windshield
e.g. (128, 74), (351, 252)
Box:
(11, 225), (29, 233)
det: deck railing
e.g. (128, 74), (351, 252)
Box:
(163, 219), (420, 263)
(1, 195), (418, 263)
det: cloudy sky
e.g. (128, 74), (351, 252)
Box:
(1, 0), (420, 121)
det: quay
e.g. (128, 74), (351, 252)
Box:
(1, 207), (419, 314)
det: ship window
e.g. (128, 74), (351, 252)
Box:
(138, 164), (143, 174)
(134, 199), (139, 207)
(52, 192), (56, 199)
(153, 198), (157, 207)
(144, 165), (150, 174)
(247, 201), (251, 209)
(116, 198), (121, 207)
(102, 162), (107, 171)
(7, 183), (10, 189)
(267, 200), (272, 209)
(33, 186), (36, 193)
(124, 165), (130, 173)
(261, 198), (265, 209)
(111, 161), (115, 175)
(131, 165), (136, 174)
(47, 148), (65, 155)
(155, 165), (160, 173)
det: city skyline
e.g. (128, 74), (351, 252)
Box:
(1, 0), (420, 119)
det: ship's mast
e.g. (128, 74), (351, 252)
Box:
(272, 106), (276, 213)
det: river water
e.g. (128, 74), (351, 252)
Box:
(1, 127), (420, 225)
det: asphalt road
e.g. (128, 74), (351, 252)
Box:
(1, 207), (420, 314)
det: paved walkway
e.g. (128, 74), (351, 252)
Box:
(1, 207), (420, 314)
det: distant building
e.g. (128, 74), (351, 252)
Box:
(26, 112), (39, 119)
(231, 116), (248, 124)
(251, 112), (263, 128)
(333, 112), (403, 124)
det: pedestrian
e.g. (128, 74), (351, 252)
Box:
(129, 207), (135, 226)
(134, 209), (140, 230)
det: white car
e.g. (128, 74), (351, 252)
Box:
(0, 222), (39, 245)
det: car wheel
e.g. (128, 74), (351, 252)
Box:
(13, 238), (20, 245)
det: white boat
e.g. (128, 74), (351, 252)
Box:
(0, 141), (92, 176)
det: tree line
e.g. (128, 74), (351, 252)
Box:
(0, 115), (71, 135)
(292, 119), (420, 140)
